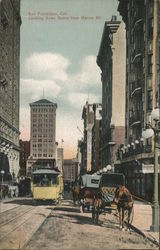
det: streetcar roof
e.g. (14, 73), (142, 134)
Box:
(32, 169), (59, 175)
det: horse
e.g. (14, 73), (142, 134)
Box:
(91, 191), (102, 224)
(72, 184), (80, 204)
(72, 183), (102, 223)
(114, 185), (134, 231)
(1, 185), (9, 199)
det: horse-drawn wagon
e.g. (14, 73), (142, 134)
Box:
(73, 172), (134, 227)
(100, 173), (125, 210)
(72, 174), (102, 223)
(79, 174), (101, 211)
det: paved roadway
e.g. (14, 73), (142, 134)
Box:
(0, 195), (158, 250)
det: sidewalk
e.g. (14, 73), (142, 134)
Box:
(132, 202), (159, 246)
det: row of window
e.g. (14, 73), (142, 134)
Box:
(33, 153), (53, 157)
(33, 144), (53, 147)
(32, 107), (55, 111)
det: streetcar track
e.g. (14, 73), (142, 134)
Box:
(0, 205), (34, 224)
(0, 206), (36, 227)
(0, 204), (20, 214)
(0, 206), (38, 241)
(0, 205), (52, 250)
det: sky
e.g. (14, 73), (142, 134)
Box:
(20, 0), (120, 158)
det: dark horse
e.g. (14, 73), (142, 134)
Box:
(72, 183), (102, 224)
(1, 185), (9, 199)
(114, 186), (134, 231)
(72, 184), (80, 204)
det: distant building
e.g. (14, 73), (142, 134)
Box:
(97, 16), (126, 171)
(19, 140), (30, 176)
(56, 147), (63, 173)
(0, 0), (21, 181)
(91, 103), (102, 173)
(82, 102), (94, 173)
(76, 139), (83, 176)
(27, 99), (57, 175)
(63, 159), (77, 183)
(116, 0), (160, 200)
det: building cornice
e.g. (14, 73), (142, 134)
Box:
(97, 20), (120, 69)
(0, 115), (20, 134)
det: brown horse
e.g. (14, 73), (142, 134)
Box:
(72, 183), (102, 223)
(72, 184), (80, 204)
(114, 186), (133, 231)
(91, 192), (102, 224)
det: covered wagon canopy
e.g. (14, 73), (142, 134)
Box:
(80, 174), (101, 189)
(100, 173), (125, 187)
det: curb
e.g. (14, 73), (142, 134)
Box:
(112, 212), (159, 247)
(128, 223), (159, 247)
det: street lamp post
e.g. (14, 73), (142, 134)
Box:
(142, 108), (159, 232)
(150, 118), (159, 232)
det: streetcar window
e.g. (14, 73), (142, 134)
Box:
(33, 175), (42, 184)
(33, 174), (58, 185)
(51, 175), (57, 185)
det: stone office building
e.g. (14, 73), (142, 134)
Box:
(116, 0), (160, 200)
(97, 16), (126, 171)
(27, 99), (57, 175)
(0, 0), (21, 181)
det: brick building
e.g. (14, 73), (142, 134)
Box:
(19, 140), (30, 176)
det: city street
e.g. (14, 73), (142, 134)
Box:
(0, 1), (160, 249)
(0, 196), (158, 250)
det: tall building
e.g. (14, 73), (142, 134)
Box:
(97, 16), (126, 170)
(27, 99), (57, 174)
(91, 103), (102, 172)
(0, 0), (21, 180)
(116, 0), (160, 200)
(82, 102), (94, 173)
